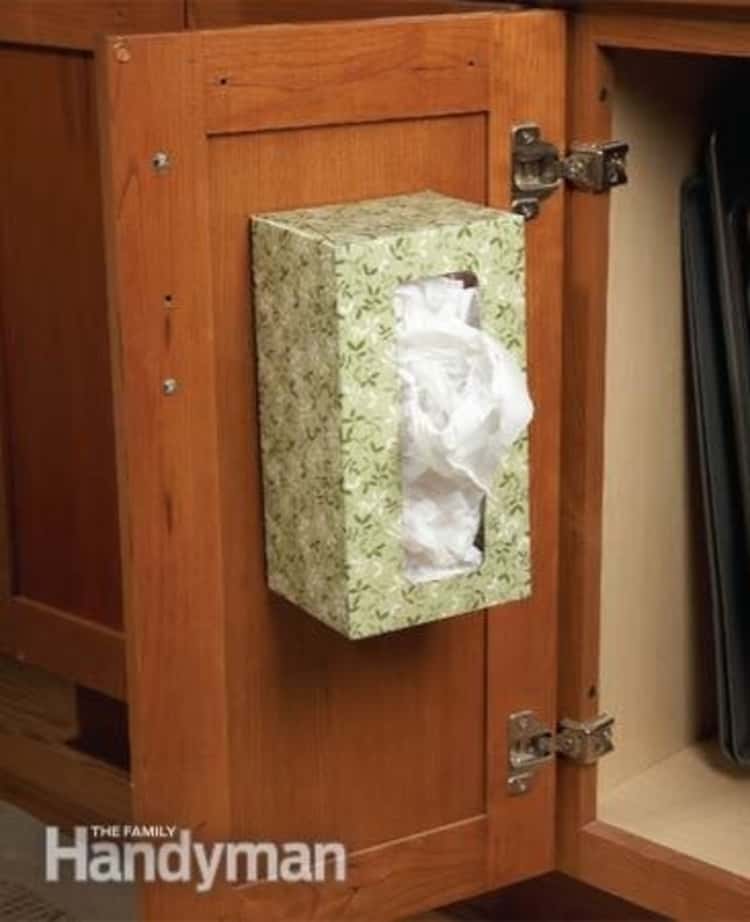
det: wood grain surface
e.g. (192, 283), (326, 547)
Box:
(0, 1), (184, 51)
(0, 45), (126, 693)
(98, 10), (565, 920)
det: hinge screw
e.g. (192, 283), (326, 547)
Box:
(508, 776), (528, 795)
(162, 378), (179, 396)
(514, 200), (539, 221)
(607, 157), (627, 186)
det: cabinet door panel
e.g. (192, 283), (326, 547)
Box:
(209, 116), (487, 847)
(97, 11), (564, 920)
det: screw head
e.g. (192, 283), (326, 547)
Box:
(113, 41), (131, 63)
(508, 776), (530, 796)
(152, 151), (171, 173)
(514, 200), (538, 221)
(567, 159), (586, 179)
(162, 378), (179, 396)
(607, 157), (627, 186)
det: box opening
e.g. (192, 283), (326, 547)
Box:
(395, 271), (488, 584)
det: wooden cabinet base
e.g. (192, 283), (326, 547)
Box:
(0, 657), (130, 830)
(567, 823), (750, 922)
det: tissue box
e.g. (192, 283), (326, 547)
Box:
(252, 192), (530, 639)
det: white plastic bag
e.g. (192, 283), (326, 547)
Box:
(395, 276), (533, 583)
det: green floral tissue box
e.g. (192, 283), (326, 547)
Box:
(252, 192), (531, 639)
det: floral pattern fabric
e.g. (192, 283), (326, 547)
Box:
(252, 192), (530, 639)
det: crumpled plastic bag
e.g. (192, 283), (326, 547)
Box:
(395, 275), (533, 583)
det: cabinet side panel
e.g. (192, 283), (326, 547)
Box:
(0, 47), (123, 634)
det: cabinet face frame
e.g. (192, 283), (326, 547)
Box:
(558, 11), (750, 919)
(97, 11), (564, 920)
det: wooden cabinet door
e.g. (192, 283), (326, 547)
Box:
(97, 10), (564, 920)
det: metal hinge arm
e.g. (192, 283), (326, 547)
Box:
(511, 123), (629, 220)
(507, 710), (615, 795)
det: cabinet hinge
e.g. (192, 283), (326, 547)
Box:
(507, 710), (615, 796)
(511, 123), (629, 220)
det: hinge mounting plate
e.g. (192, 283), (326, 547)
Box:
(511, 123), (629, 220)
(507, 710), (555, 796)
(507, 710), (615, 796)
(557, 714), (615, 766)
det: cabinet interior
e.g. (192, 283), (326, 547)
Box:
(598, 49), (750, 878)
